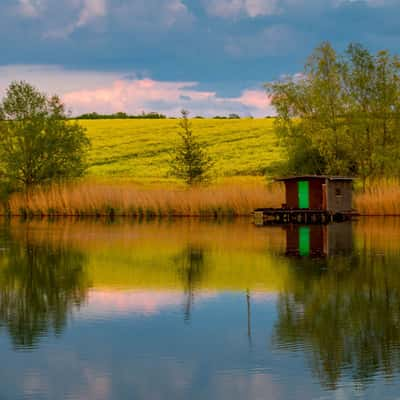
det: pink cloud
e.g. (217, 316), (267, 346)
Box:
(79, 289), (217, 318)
(62, 78), (273, 117)
(251, 292), (278, 303)
(0, 65), (273, 117)
(234, 89), (273, 109)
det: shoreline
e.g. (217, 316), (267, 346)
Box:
(6, 179), (400, 218)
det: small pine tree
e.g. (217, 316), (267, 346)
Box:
(170, 110), (213, 185)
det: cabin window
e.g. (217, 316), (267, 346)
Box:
(335, 188), (342, 196)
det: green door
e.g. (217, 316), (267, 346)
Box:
(299, 226), (310, 257)
(298, 181), (309, 209)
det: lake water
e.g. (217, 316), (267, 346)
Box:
(1, 218), (400, 400)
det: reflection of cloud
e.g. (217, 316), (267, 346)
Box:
(80, 289), (217, 318)
(23, 371), (49, 398)
(77, 368), (111, 400)
(251, 291), (278, 303)
(214, 372), (284, 399)
(23, 366), (111, 400)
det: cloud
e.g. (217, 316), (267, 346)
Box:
(203, 0), (393, 18)
(0, 65), (123, 97)
(0, 65), (272, 117)
(42, 0), (108, 38)
(234, 89), (272, 109)
(18, 0), (46, 17)
(12, 0), (192, 39)
(335, 0), (391, 5)
(225, 24), (301, 57)
(62, 77), (272, 117)
(111, 0), (193, 31)
(203, 0), (281, 18)
(76, 0), (107, 27)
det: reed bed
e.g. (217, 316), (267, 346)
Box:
(354, 179), (400, 216)
(7, 178), (400, 217)
(7, 180), (284, 217)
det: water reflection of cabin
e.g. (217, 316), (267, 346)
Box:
(254, 175), (355, 225)
(285, 223), (353, 258)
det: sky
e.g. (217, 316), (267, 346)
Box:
(1, 0), (400, 116)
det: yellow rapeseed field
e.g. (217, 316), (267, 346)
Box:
(81, 118), (284, 181)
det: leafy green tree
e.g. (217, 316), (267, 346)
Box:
(342, 45), (400, 187)
(341, 44), (381, 188)
(170, 110), (213, 185)
(266, 42), (351, 176)
(0, 81), (90, 193)
(374, 50), (400, 172)
(266, 42), (400, 184)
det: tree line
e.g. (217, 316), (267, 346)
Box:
(75, 111), (167, 119)
(266, 42), (400, 188)
(76, 112), (248, 120)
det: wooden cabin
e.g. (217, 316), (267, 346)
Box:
(277, 175), (353, 214)
(254, 175), (356, 225)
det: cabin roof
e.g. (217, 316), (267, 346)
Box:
(275, 175), (354, 182)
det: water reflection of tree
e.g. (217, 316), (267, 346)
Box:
(0, 238), (89, 350)
(174, 245), (207, 323)
(273, 253), (400, 389)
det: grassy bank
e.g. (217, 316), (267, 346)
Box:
(7, 178), (400, 217)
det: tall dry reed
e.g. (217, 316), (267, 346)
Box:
(7, 178), (400, 217)
(354, 179), (400, 216)
(7, 180), (284, 217)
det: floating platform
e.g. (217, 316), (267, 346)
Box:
(253, 208), (358, 226)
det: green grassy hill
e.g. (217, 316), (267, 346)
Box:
(80, 118), (284, 182)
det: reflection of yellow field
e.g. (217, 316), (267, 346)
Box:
(9, 219), (290, 291)
(86, 249), (290, 291)
(7, 218), (400, 292)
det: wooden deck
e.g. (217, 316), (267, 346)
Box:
(253, 208), (357, 226)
